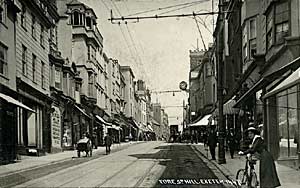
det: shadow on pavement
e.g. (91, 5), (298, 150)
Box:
(129, 144), (227, 188)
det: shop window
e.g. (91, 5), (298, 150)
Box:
(276, 86), (298, 158)
(0, 43), (7, 76)
(22, 45), (27, 76)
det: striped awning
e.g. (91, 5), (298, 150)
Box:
(223, 98), (239, 115)
(212, 99), (239, 117)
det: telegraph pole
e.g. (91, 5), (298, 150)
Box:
(216, 7), (226, 165)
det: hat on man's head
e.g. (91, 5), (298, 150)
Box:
(245, 127), (260, 135)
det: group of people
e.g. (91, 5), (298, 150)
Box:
(204, 124), (280, 188)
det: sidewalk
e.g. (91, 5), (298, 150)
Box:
(0, 141), (140, 177)
(193, 143), (300, 188)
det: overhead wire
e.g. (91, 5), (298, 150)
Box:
(125, 0), (209, 17)
(194, 15), (213, 35)
(118, 24), (138, 67)
(125, 23), (152, 84)
(110, 2), (151, 84)
(158, 2), (204, 15)
(110, 0), (123, 17)
(101, 0), (111, 13)
(193, 15), (207, 51)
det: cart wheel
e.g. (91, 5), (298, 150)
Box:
(77, 151), (80, 158)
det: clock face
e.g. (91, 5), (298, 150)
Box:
(179, 81), (187, 90)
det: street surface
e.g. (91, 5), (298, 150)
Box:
(0, 142), (235, 188)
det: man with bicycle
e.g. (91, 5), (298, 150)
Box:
(238, 126), (280, 188)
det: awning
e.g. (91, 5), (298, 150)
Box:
(223, 98), (239, 115)
(189, 114), (212, 127)
(74, 104), (90, 118)
(263, 66), (300, 99)
(235, 57), (300, 107)
(110, 124), (121, 130)
(0, 93), (34, 112)
(131, 120), (140, 129)
(95, 115), (111, 125)
(148, 124), (154, 132)
(233, 78), (266, 108)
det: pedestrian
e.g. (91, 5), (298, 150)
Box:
(238, 127), (281, 188)
(195, 130), (199, 144)
(227, 128), (236, 159)
(203, 130), (208, 145)
(104, 133), (112, 154)
(207, 126), (217, 160)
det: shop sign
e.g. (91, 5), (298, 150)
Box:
(51, 106), (61, 148)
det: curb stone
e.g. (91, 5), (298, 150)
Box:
(191, 145), (239, 188)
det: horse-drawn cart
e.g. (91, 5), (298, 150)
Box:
(76, 138), (92, 157)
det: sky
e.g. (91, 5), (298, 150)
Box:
(80, 0), (218, 125)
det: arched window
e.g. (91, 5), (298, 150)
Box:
(73, 11), (80, 25)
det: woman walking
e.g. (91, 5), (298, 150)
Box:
(239, 126), (280, 188)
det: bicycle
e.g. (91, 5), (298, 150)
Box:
(236, 154), (259, 188)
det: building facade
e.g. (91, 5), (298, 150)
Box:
(57, 0), (105, 148)
(209, 0), (300, 168)
(15, 0), (54, 155)
(0, 0), (21, 163)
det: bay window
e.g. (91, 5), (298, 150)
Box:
(275, 1), (289, 44)
(266, 1), (290, 50)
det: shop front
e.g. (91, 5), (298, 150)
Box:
(263, 67), (300, 168)
(0, 91), (34, 163)
(16, 79), (53, 156)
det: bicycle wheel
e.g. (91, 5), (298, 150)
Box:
(236, 169), (248, 187)
(250, 171), (258, 188)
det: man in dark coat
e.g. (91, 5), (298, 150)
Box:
(104, 133), (113, 155)
(239, 127), (281, 188)
(227, 128), (236, 158)
(207, 127), (217, 160)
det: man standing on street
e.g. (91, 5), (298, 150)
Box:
(207, 126), (217, 160)
(104, 133), (113, 155)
